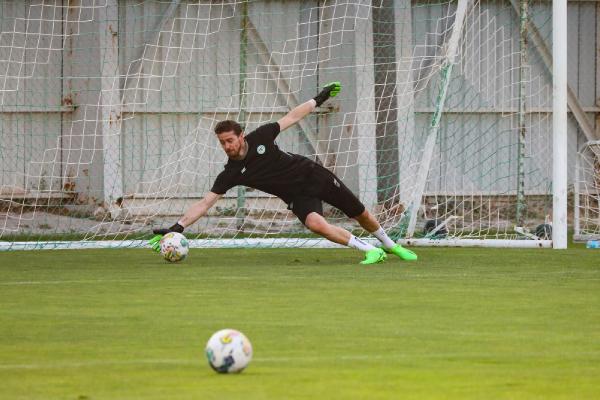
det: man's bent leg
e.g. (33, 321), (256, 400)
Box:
(304, 212), (351, 245)
(353, 209), (382, 233)
(354, 210), (394, 248)
(353, 210), (418, 261)
(304, 212), (385, 264)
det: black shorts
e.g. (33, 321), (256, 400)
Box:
(287, 166), (365, 225)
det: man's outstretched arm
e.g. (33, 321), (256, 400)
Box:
(149, 191), (222, 252)
(277, 82), (341, 132)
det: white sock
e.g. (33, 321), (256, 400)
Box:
(372, 227), (396, 249)
(347, 235), (376, 252)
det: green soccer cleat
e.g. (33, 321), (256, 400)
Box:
(383, 244), (418, 261)
(148, 234), (163, 253)
(360, 248), (387, 265)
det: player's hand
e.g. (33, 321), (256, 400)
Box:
(313, 81), (342, 106)
(323, 81), (341, 98)
(148, 234), (163, 253)
(152, 222), (184, 236)
(149, 223), (184, 253)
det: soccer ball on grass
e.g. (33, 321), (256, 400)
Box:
(205, 329), (253, 373)
(159, 232), (189, 262)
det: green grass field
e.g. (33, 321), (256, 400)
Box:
(0, 246), (598, 399)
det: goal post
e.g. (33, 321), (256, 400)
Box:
(552, 0), (568, 249)
(0, 0), (571, 250)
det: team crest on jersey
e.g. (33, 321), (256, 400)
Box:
(257, 145), (266, 155)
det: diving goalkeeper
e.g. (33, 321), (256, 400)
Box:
(150, 82), (417, 264)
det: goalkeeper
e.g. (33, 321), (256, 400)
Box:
(150, 82), (417, 264)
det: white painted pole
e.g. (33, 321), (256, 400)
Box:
(552, 0), (568, 249)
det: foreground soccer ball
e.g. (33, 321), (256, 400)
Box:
(159, 232), (189, 262)
(205, 329), (253, 373)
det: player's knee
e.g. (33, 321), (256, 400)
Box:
(305, 213), (329, 235)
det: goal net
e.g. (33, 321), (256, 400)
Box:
(575, 141), (600, 242)
(0, 0), (561, 250)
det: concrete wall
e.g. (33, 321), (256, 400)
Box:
(0, 0), (597, 211)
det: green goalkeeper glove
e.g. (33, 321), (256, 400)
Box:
(148, 234), (163, 253)
(313, 81), (342, 107)
(148, 222), (184, 253)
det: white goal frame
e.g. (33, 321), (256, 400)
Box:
(0, 0), (569, 250)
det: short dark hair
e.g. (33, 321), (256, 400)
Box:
(214, 120), (242, 136)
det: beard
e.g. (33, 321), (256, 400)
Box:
(226, 142), (245, 159)
(226, 148), (239, 157)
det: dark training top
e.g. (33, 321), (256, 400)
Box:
(210, 122), (317, 203)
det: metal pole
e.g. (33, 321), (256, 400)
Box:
(552, 0), (568, 249)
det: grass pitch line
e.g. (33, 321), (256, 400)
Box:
(2, 352), (598, 371)
(1, 269), (597, 286)
(0, 276), (255, 286)
(0, 359), (196, 370)
(0, 355), (453, 370)
(0, 356), (397, 370)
